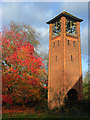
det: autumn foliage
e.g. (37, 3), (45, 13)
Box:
(2, 24), (47, 106)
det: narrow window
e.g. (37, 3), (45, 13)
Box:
(53, 42), (55, 48)
(68, 40), (69, 45)
(73, 41), (75, 47)
(58, 40), (59, 46)
(71, 55), (73, 61)
(56, 56), (57, 61)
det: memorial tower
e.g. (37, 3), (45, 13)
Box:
(47, 11), (83, 109)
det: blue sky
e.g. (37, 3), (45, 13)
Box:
(0, 1), (88, 76)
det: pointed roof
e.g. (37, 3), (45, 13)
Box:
(46, 11), (83, 24)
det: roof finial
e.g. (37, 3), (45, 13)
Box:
(63, 10), (66, 13)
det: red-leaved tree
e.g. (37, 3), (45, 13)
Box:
(2, 24), (47, 106)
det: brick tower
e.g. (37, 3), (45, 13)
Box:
(47, 11), (83, 109)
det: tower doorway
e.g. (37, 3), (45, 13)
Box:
(67, 89), (78, 101)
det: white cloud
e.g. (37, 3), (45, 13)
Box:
(37, 44), (49, 55)
(34, 27), (49, 38)
(33, 26), (49, 53)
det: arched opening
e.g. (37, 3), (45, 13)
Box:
(67, 89), (78, 101)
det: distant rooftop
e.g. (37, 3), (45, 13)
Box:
(46, 11), (83, 24)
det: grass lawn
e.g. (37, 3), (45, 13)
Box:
(2, 113), (89, 119)
(2, 106), (88, 119)
(1, 100), (89, 119)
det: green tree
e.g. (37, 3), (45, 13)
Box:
(38, 52), (49, 99)
(83, 72), (89, 100)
